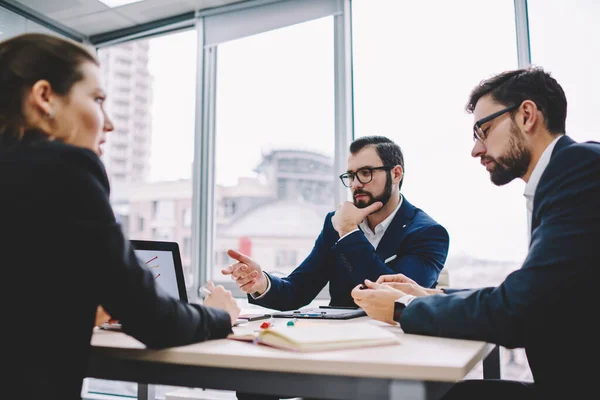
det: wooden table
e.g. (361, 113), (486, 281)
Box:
(87, 316), (498, 400)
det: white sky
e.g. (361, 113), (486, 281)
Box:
(145, 0), (599, 263)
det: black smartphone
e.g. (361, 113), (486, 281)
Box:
(237, 313), (271, 321)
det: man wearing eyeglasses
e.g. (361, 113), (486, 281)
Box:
(352, 67), (600, 400)
(223, 135), (449, 312)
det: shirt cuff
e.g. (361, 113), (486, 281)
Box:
(250, 271), (271, 299)
(396, 294), (417, 306)
(336, 228), (360, 243)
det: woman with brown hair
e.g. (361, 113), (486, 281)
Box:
(0, 33), (240, 399)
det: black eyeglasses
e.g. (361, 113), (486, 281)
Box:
(472, 104), (519, 143)
(339, 166), (393, 188)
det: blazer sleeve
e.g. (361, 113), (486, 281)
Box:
(248, 215), (334, 311)
(332, 223), (449, 288)
(399, 143), (600, 348)
(55, 149), (232, 348)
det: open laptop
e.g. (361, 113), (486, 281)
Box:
(130, 239), (188, 302)
(88, 240), (188, 397)
(99, 239), (187, 330)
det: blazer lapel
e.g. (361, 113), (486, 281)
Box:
(375, 196), (417, 259)
(531, 135), (575, 231)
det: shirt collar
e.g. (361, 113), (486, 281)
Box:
(524, 134), (564, 200)
(359, 195), (403, 235)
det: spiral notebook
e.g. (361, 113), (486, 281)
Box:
(228, 321), (401, 352)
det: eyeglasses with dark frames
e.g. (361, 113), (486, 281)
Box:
(472, 104), (519, 143)
(339, 166), (393, 188)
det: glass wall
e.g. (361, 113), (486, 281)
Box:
(211, 17), (336, 285)
(528, 0), (600, 143)
(352, 0), (529, 381)
(104, 29), (197, 291)
(7, 0), (600, 394)
(83, 29), (197, 400)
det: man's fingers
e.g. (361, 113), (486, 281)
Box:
(239, 278), (257, 292)
(221, 265), (234, 275)
(352, 283), (364, 292)
(363, 279), (380, 290)
(376, 274), (396, 284)
(351, 284), (363, 300)
(376, 273), (411, 284)
(235, 271), (259, 288)
(227, 249), (252, 265)
(361, 201), (383, 216)
(206, 280), (216, 291)
(230, 263), (248, 279)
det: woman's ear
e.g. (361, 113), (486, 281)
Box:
(29, 80), (55, 119)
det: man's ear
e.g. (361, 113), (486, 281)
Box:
(392, 165), (403, 183)
(520, 100), (540, 134)
(29, 80), (55, 118)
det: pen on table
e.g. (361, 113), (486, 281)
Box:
(319, 305), (359, 310)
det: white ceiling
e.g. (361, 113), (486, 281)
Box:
(11, 0), (247, 37)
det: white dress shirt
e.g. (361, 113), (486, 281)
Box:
(338, 195), (404, 249)
(254, 196), (404, 299)
(523, 135), (564, 241)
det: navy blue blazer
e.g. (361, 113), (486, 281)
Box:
(249, 197), (449, 310)
(400, 136), (600, 398)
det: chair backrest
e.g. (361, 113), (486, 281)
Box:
(437, 267), (450, 289)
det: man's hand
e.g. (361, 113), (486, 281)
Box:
(202, 281), (241, 326)
(351, 279), (404, 325)
(221, 249), (268, 295)
(332, 201), (383, 236)
(377, 273), (443, 296)
(376, 273), (417, 285)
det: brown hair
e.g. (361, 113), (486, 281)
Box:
(466, 66), (567, 135)
(0, 33), (99, 145)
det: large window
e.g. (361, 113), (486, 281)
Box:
(211, 17), (336, 285)
(105, 30), (197, 288)
(83, 29), (197, 400)
(352, 0), (528, 381)
(528, 0), (600, 144)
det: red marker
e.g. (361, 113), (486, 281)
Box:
(260, 321), (271, 329)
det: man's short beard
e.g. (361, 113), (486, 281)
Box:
(353, 171), (393, 208)
(489, 123), (531, 186)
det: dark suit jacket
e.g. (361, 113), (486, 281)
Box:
(250, 197), (449, 310)
(1, 135), (232, 400)
(400, 136), (600, 398)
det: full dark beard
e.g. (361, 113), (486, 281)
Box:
(489, 124), (531, 186)
(353, 171), (393, 208)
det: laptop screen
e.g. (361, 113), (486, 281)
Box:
(86, 240), (188, 396)
(130, 240), (188, 302)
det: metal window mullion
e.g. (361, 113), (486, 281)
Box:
(333, 0), (354, 206)
(192, 18), (218, 303)
(312, 0), (354, 301)
(514, 0), (531, 68)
